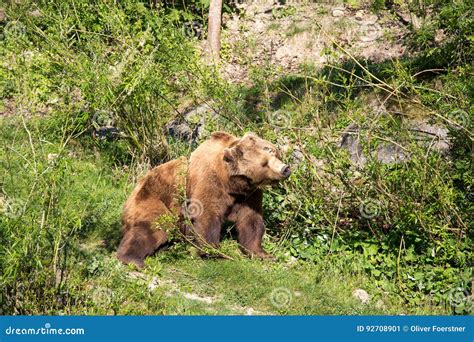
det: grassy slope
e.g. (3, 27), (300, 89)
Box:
(1, 0), (472, 316)
(0, 117), (449, 315)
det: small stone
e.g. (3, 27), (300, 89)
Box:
(397, 11), (412, 25)
(375, 299), (386, 309)
(287, 256), (298, 265)
(245, 307), (256, 315)
(182, 292), (214, 304)
(353, 289), (370, 304)
(355, 10), (364, 21)
(331, 7), (345, 17)
(434, 29), (446, 43)
(30, 9), (42, 17)
(47, 153), (58, 163)
(147, 276), (159, 291)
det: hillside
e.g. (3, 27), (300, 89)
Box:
(0, 0), (472, 315)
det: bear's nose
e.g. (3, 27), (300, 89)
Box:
(281, 165), (291, 178)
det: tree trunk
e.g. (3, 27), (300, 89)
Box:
(207, 0), (223, 62)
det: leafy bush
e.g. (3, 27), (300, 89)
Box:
(1, 0), (210, 164)
(408, 1), (473, 67)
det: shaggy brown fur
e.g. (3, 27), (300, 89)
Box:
(117, 132), (290, 268)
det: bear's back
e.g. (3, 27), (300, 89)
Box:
(122, 157), (187, 228)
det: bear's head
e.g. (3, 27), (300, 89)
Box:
(223, 132), (291, 186)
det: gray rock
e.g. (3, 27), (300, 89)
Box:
(353, 288), (370, 304)
(375, 144), (408, 164)
(331, 7), (345, 17)
(409, 119), (450, 155)
(29, 9), (42, 17)
(340, 119), (450, 167)
(291, 148), (304, 166)
(339, 123), (367, 167)
(375, 299), (386, 309)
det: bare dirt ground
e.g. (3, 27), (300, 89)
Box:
(217, 1), (410, 83)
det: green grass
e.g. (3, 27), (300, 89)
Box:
(0, 116), (453, 315)
(64, 243), (451, 315)
(0, 0), (472, 316)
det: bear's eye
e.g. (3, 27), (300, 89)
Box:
(263, 147), (276, 155)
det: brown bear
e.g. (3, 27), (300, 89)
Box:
(117, 131), (290, 268)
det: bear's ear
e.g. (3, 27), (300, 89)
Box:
(223, 148), (234, 162)
(243, 132), (257, 143)
(223, 146), (241, 163)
